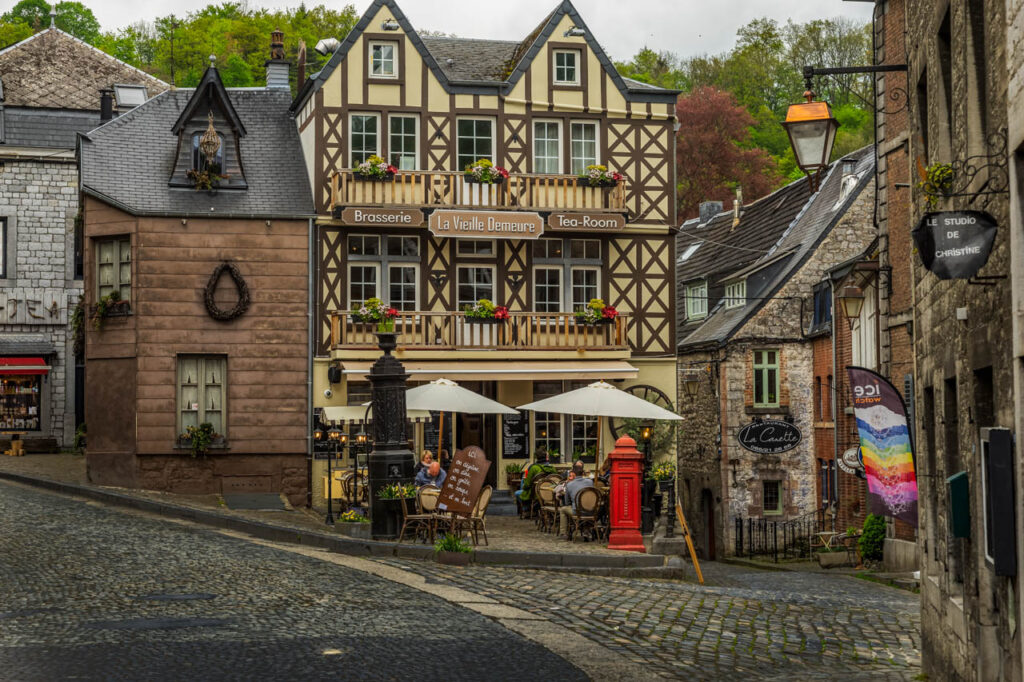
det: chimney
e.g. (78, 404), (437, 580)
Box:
(265, 28), (290, 90)
(698, 201), (723, 225)
(297, 40), (307, 91)
(732, 186), (743, 227)
(99, 89), (113, 121)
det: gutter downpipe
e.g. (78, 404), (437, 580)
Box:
(830, 278), (840, 531)
(306, 217), (315, 509)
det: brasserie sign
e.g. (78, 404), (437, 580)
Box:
(428, 210), (544, 239)
(737, 419), (802, 455)
(911, 211), (998, 279)
(339, 207), (425, 226)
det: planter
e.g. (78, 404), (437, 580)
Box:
(573, 317), (615, 326)
(658, 479), (673, 492)
(335, 522), (372, 539)
(380, 496), (416, 537)
(463, 176), (506, 185)
(375, 331), (398, 353)
(574, 455), (596, 464)
(354, 172), (395, 182)
(436, 550), (472, 566)
(506, 473), (523, 489)
(465, 317), (504, 324)
(575, 178), (619, 188)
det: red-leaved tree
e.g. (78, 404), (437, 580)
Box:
(675, 86), (781, 221)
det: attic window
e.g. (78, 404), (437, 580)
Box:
(553, 50), (580, 85)
(678, 242), (701, 262)
(724, 280), (746, 309)
(686, 281), (708, 320)
(370, 41), (398, 78)
(113, 84), (148, 109)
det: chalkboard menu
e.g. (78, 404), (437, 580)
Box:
(501, 413), (530, 459)
(422, 411), (452, 457)
(438, 446), (491, 516)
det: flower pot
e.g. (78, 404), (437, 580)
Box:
(335, 522), (372, 539)
(436, 550), (472, 566)
(465, 317), (501, 324)
(375, 331), (398, 353)
(506, 473), (523, 489)
(658, 479), (674, 492)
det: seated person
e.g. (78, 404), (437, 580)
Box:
(414, 450), (433, 476)
(515, 448), (556, 507)
(558, 461), (595, 538)
(597, 457), (612, 485)
(438, 449), (451, 470)
(415, 461), (447, 488)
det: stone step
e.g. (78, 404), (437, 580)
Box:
(487, 489), (518, 516)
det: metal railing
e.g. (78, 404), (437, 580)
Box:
(733, 508), (834, 562)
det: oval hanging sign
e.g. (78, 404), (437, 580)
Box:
(911, 211), (998, 279)
(737, 419), (802, 454)
(838, 446), (864, 475)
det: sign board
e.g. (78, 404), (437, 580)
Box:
(422, 411), (452, 458)
(312, 450), (343, 460)
(501, 413), (530, 460)
(428, 210), (544, 240)
(1, 290), (68, 325)
(547, 212), (626, 232)
(339, 207), (425, 227)
(437, 445), (491, 516)
(838, 446), (865, 477)
(736, 419), (802, 455)
(912, 211), (998, 279)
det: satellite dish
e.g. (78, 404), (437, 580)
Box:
(315, 38), (340, 56)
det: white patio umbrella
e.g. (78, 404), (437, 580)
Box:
(516, 380), (683, 466)
(405, 378), (518, 461)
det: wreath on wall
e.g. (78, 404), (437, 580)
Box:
(204, 261), (250, 321)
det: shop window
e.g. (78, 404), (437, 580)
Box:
(724, 280), (745, 309)
(389, 115), (417, 170)
(553, 49), (580, 85)
(533, 121), (561, 174)
(96, 236), (131, 302)
(350, 114), (380, 167)
(763, 480), (782, 515)
(533, 267), (562, 312)
(570, 413), (597, 460)
(0, 374), (42, 431)
(456, 118), (494, 170)
(369, 41), (397, 79)
(456, 239), (494, 257)
(533, 381), (563, 459)
(177, 355), (226, 438)
(457, 266), (494, 307)
(753, 349), (780, 408)
(686, 281), (707, 320)
(569, 121), (598, 175)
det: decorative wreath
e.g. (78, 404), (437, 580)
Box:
(204, 261), (250, 321)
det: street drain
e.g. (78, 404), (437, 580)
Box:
(135, 593), (218, 602)
(87, 617), (233, 631)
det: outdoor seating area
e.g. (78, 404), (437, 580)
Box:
(518, 470), (610, 542)
(397, 483), (494, 546)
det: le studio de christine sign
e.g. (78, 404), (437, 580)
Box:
(911, 211), (998, 279)
(338, 207), (625, 237)
(736, 419), (802, 455)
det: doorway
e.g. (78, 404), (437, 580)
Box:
(454, 382), (499, 489)
(701, 489), (716, 560)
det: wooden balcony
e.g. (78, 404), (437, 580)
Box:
(330, 311), (630, 351)
(329, 170), (627, 213)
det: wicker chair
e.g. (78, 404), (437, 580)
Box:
(537, 482), (559, 533)
(397, 485), (441, 544)
(453, 485), (493, 546)
(568, 487), (603, 541)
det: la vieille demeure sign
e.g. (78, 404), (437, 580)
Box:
(429, 209), (544, 239)
(337, 206), (627, 237)
(911, 210), (998, 279)
(737, 418), (802, 455)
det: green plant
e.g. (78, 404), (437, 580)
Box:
(434, 534), (472, 554)
(377, 482), (416, 500)
(464, 298), (503, 319)
(186, 162), (228, 191)
(73, 423), (86, 450)
(70, 297), (85, 357)
(574, 298), (618, 323)
(918, 162), (953, 208)
(463, 158), (509, 183)
(504, 462), (525, 474)
(351, 297), (399, 331)
(354, 154), (397, 180)
(91, 291), (125, 330)
(181, 422), (217, 458)
(338, 510), (370, 523)
(579, 164), (623, 187)
(859, 513), (886, 562)
(648, 460), (676, 481)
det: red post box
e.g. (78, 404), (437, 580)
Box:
(606, 435), (646, 553)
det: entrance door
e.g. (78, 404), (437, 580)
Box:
(455, 382), (498, 489)
(701, 489), (716, 560)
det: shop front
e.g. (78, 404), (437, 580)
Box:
(0, 357), (49, 433)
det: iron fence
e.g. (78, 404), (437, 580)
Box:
(733, 507), (834, 562)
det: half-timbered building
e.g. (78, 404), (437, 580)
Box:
(294, 0), (679, 491)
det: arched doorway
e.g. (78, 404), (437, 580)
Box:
(701, 489), (716, 560)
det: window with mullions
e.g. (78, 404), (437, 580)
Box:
(724, 280), (745, 309)
(348, 264), (378, 307)
(812, 283), (832, 328)
(457, 266), (494, 307)
(369, 41), (397, 78)
(177, 355), (226, 437)
(753, 349), (780, 408)
(570, 121), (598, 175)
(350, 114), (379, 166)
(533, 121), (561, 174)
(570, 414), (598, 460)
(457, 119), (494, 169)
(763, 479), (782, 515)
(96, 236), (131, 302)
(686, 281), (707, 320)
(389, 116), (418, 170)
(456, 239), (494, 257)
(571, 268), (599, 310)
(347, 235), (420, 309)
(388, 265), (417, 311)
(533, 267), (562, 312)
(533, 238), (601, 313)
(553, 50), (580, 85)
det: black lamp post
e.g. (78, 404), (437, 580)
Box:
(324, 426), (343, 525)
(639, 423), (655, 535)
(353, 427), (369, 507)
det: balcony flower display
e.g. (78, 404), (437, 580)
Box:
(351, 297), (400, 331)
(464, 158), (509, 184)
(463, 298), (509, 323)
(355, 154), (397, 181)
(574, 298), (618, 325)
(578, 164), (623, 188)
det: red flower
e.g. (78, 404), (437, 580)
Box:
(611, 172), (623, 181)
(494, 306), (510, 320)
(386, 307), (399, 318)
(386, 165), (398, 174)
(497, 167), (510, 178)
(601, 306), (618, 319)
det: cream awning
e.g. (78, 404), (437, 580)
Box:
(321, 405), (432, 424)
(340, 360), (638, 382)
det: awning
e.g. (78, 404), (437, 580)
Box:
(0, 357), (50, 375)
(340, 360), (638, 382)
(321, 405), (432, 424)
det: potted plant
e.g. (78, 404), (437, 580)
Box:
(354, 154), (397, 181)
(577, 164), (622, 188)
(351, 297), (400, 332)
(649, 460), (676, 492)
(177, 422), (224, 458)
(434, 534), (473, 566)
(505, 462), (525, 489)
(377, 482), (417, 538)
(335, 509), (372, 539)
(918, 162), (954, 208)
(463, 159), (509, 184)
(574, 298), (618, 325)
(573, 445), (597, 464)
(463, 298), (508, 324)
(186, 163), (229, 191)
(91, 291), (131, 330)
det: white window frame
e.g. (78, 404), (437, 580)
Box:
(347, 263), (380, 308)
(850, 283), (878, 370)
(456, 117), (496, 170)
(368, 41), (398, 79)
(533, 265), (563, 313)
(349, 113), (381, 167)
(686, 281), (707, 320)
(388, 114), (418, 171)
(387, 263), (419, 312)
(532, 119), (562, 174)
(570, 266), (600, 311)
(569, 120), (599, 175)
(553, 49), (581, 86)
(724, 280), (746, 309)
(455, 239), (495, 258)
(456, 265), (496, 308)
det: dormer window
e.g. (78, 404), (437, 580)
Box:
(553, 50), (580, 85)
(686, 281), (708, 320)
(370, 41), (398, 78)
(724, 280), (746, 309)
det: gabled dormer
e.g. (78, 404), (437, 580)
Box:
(169, 63), (248, 190)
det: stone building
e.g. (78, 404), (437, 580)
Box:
(0, 25), (166, 448)
(675, 147), (875, 559)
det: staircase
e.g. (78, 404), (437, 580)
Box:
(487, 489), (518, 516)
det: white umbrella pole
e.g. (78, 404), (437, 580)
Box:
(597, 415), (602, 473)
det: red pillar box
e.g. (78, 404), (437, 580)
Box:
(606, 435), (646, 553)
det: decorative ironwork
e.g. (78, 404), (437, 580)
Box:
(204, 262), (250, 321)
(919, 129), (1009, 199)
(199, 111), (221, 165)
(801, 64), (909, 116)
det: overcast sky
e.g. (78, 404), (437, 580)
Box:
(88, 0), (874, 61)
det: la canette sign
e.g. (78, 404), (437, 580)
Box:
(912, 211), (998, 279)
(737, 419), (802, 455)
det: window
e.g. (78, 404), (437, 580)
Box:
(819, 459), (829, 506)
(191, 132), (223, 171)
(724, 280), (746, 309)
(553, 50), (580, 85)
(850, 284), (877, 369)
(752, 349), (780, 408)
(387, 266), (417, 311)
(457, 118), (494, 169)
(532, 238), (563, 259)
(389, 115), (418, 170)
(177, 355), (226, 437)
(350, 114), (380, 166)
(533, 121), (561, 174)
(763, 480), (782, 515)
(812, 283), (832, 328)
(570, 268), (599, 310)
(96, 236), (131, 302)
(678, 242), (701, 263)
(386, 236), (419, 258)
(533, 382), (562, 456)
(0, 218), (6, 279)
(571, 414), (598, 459)
(534, 238), (601, 311)
(569, 239), (600, 260)
(814, 377), (822, 420)
(533, 267), (562, 312)
(825, 375), (832, 420)
(569, 121), (598, 175)
(686, 281), (707, 320)
(457, 266), (494, 307)
(348, 264), (379, 307)
(456, 239), (494, 257)
(369, 41), (397, 78)
(347, 235), (419, 309)
(349, 234), (380, 256)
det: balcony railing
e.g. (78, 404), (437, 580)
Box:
(330, 311), (630, 351)
(330, 170), (627, 212)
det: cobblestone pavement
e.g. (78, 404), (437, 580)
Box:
(376, 557), (922, 681)
(0, 481), (586, 681)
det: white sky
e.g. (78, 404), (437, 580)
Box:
(88, 0), (875, 61)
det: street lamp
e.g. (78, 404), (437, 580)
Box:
(782, 89), (839, 191)
(325, 425), (343, 525)
(639, 421), (655, 535)
(682, 375), (701, 400)
(837, 285), (865, 328)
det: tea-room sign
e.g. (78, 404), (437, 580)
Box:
(911, 211), (998, 279)
(736, 419), (802, 455)
(547, 212), (626, 232)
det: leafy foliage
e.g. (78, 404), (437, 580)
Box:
(859, 513), (886, 561)
(182, 421), (217, 458)
(434, 534), (472, 554)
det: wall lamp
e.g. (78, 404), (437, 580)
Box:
(837, 285), (865, 328)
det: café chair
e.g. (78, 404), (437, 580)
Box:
(398, 485), (442, 544)
(536, 482), (558, 533)
(568, 487), (604, 541)
(453, 485), (492, 546)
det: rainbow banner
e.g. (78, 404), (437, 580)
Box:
(846, 366), (918, 527)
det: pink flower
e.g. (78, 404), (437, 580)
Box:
(494, 306), (510, 320)
(602, 306), (618, 319)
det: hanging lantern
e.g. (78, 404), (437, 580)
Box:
(782, 90), (839, 189)
(199, 111), (221, 167)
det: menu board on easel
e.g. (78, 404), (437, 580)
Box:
(437, 446), (491, 516)
(501, 413), (529, 459)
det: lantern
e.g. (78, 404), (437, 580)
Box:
(782, 92), (839, 189)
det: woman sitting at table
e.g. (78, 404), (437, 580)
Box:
(414, 450), (433, 476)
(415, 461), (447, 488)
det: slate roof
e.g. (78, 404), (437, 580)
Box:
(420, 37), (519, 83)
(0, 28), (167, 110)
(0, 335), (56, 356)
(2, 107), (101, 148)
(80, 87), (314, 219)
(677, 146), (875, 349)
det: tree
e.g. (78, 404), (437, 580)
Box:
(3, 0), (50, 30)
(614, 47), (688, 91)
(54, 1), (99, 42)
(674, 86), (780, 221)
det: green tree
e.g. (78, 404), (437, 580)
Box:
(614, 47), (688, 91)
(54, 1), (100, 42)
(3, 0), (50, 30)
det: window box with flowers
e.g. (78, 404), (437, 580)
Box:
(574, 298), (618, 325)
(648, 460), (676, 492)
(463, 298), (509, 324)
(176, 422), (227, 458)
(350, 297), (400, 331)
(577, 165), (622, 188)
(463, 159), (509, 185)
(355, 154), (398, 181)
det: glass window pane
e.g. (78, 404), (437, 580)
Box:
(534, 269), (561, 312)
(388, 266), (417, 311)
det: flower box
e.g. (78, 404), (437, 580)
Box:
(464, 175), (506, 185)
(436, 550), (472, 566)
(576, 178), (619, 188)
(335, 521), (372, 539)
(354, 172), (395, 182)
(573, 317), (614, 326)
(465, 317), (503, 324)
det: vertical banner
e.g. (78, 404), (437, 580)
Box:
(846, 366), (919, 527)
